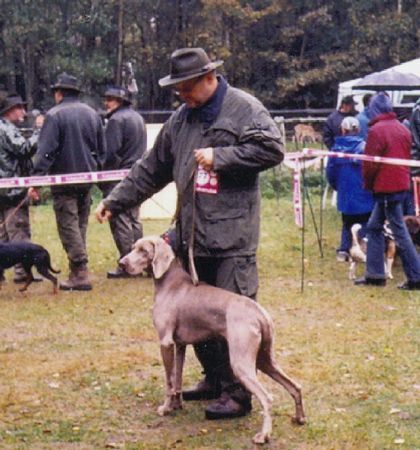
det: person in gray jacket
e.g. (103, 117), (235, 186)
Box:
(31, 73), (105, 291)
(101, 86), (147, 278)
(95, 48), (284, 420)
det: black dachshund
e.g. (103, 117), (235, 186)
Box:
(0, 242), (60, 293)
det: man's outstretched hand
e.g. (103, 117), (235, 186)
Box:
(95, 201), (112, 223)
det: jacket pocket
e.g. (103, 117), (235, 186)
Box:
(233, 255), (258, 299)
(203, 208), (247, 251)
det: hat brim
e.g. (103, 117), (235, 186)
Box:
(104, 95), (132, 105)
(50, 84), (82, 92)
(0, 100), (27, 116)
(158, 60), (223, 88)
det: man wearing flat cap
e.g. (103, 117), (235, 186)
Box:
(96, 48), (284, 419)
(100, 85), (147, 278)
(32, 73), (105, 291)
(0, 92), (40, 283)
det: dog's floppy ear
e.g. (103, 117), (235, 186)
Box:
(151, 237), (175, 279)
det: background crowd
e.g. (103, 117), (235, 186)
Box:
(324, 92), (420, 290)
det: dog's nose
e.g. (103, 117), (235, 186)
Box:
(119, 258), (127, 270)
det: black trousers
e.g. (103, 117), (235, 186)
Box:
(191, 255), (258, 407)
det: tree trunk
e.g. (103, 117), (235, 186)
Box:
(21, 41), (35, 109)
(116, 0), (124, 85)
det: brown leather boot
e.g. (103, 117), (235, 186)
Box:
(60, 263), (92, 291)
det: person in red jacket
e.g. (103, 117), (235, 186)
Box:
(355, 92), (420, 290)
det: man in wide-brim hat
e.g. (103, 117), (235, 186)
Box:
(0, 93), (27, 116)
(0, 92), (40, 283)
(96, 47), (284, 420)
(50, 72), (82, 93)
(31, 72), (105, 291)
(100, 85), (147, 279)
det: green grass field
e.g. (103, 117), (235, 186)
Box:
(0, 198), (419, 449)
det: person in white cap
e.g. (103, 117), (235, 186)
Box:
(327, 116), (374, 262)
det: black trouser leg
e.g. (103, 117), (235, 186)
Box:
(191, 255), (258, 407)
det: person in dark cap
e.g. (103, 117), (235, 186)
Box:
(95, 48), (284, 420)
(356, 93), (373, 140)
(355, 92), (420, 290)
(100, 85), (147, 278)
(323, 95), (357, 149)
(30, 73), (105, 291)
(0, 92), (41, 283)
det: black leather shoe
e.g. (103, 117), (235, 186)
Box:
(205, 393), (251, 420)
(398, 280), (420, 291)
(107, 267), (135, 279)
(354, 277), (386, 287)
(183, 379), (221, 401)
(14, 275), (43, 284)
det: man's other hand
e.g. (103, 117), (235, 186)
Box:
(194, 147), (214, 171)
(28, 187), (40, 201)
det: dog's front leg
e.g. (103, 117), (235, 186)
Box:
(157, 340), (176, 416)
(171, 344), (186, 411)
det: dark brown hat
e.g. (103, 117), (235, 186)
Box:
(0, 93), (27, 115)
(341, 95), (357, 106)
(158, 48), (223, 88)
(50, 72), (81, 92)
(103, 86), (131, 104)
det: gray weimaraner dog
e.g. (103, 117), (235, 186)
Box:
(120, 236), (306, 444)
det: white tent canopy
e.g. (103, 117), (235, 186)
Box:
(337, 58), (420, 110)
(140, 123), (177, 220)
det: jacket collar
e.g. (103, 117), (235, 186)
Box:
(58, 95), (80, 105)
(183, 75), (228, 128)
(106, 104), (129, 120)
(369, 111), (397, 126)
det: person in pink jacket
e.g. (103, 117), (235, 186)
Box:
(355, 92), (420, 290)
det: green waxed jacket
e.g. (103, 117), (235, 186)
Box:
(0, 118), (38, 207)
(104, 85), (284, 257)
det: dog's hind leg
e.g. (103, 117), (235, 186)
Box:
(229, 333), (273, 444)
(18, 270), (34, 292)
(36, 264), (58, 294)
(257, 348), (306, 426)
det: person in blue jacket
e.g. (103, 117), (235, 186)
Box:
(356, 93), (372, 140)
(327, 116), (374, 261)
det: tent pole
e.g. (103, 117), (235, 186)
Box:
(301, 162), (306, 293)
(319, 156), (325, 258)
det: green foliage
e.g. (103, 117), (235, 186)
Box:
(260, 166), (325, 198)
(0, 1), (418, 109)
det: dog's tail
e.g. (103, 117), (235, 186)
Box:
(49, 265), (61, 274)
(45, 253), (60, 274)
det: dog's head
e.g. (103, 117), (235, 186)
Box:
(119, 236), (175, 279)
(404, 215), (420, 246)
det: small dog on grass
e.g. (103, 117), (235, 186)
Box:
(349, 223), (396, 280)
(0, 242), (60, 293)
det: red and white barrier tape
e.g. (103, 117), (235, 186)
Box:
(1, 149), (419, 226)
(0, 169), (129, 189)
(0, 149), (418, 190)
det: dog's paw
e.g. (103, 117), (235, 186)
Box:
(170, 398), (183, 411)
(292, 415), (307, 425)
(252, 431), (269, 444)
(157, 404), (172, 416)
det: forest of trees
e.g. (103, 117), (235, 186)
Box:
(0, 0), (418, 111)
